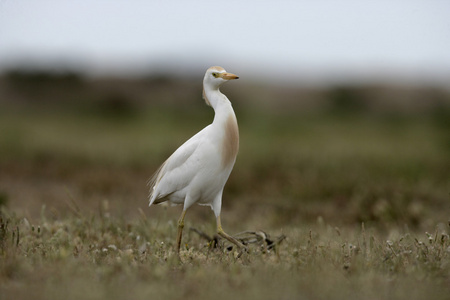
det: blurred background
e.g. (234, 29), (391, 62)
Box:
(0, 1), (449, 232)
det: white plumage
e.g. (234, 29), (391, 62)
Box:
(148, 66), (246, 255)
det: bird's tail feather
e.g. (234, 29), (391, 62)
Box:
(147, 159), (168, 206)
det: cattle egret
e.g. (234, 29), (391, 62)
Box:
(148, 66), (246, 256)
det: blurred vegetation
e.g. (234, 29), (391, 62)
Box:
(0, 69), (448, 227)
(0, 69), (449, 299)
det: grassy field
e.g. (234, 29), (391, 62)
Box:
(0, 81), (449, 299)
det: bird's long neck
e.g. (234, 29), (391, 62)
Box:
(204, 88), (239, 167)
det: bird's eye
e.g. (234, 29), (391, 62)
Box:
(212, 72), (218, 78)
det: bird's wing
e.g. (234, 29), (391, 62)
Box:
(148, 126), (209, 205)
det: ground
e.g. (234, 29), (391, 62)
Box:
(0, 78), (449, 299)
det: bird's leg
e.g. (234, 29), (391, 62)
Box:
(176, 210), (187, 255)
(216, 215), (248, 257)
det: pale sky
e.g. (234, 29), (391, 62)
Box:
(1, 0), (449, 86)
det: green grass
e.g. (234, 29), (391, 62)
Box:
(0, 106), (449, 299)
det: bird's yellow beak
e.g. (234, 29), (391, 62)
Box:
(220, 72), (239, 80)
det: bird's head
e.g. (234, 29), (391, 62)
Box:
(202, 66), (239, 106)
(203, 66), (239, 90)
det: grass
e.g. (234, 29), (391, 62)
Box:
(1, 211), (449, 300)
(0, 102), (449, 300)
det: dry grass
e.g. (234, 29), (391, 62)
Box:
(0, 211), (449, 300)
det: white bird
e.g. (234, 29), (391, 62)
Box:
(148, 66), (246, 255)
